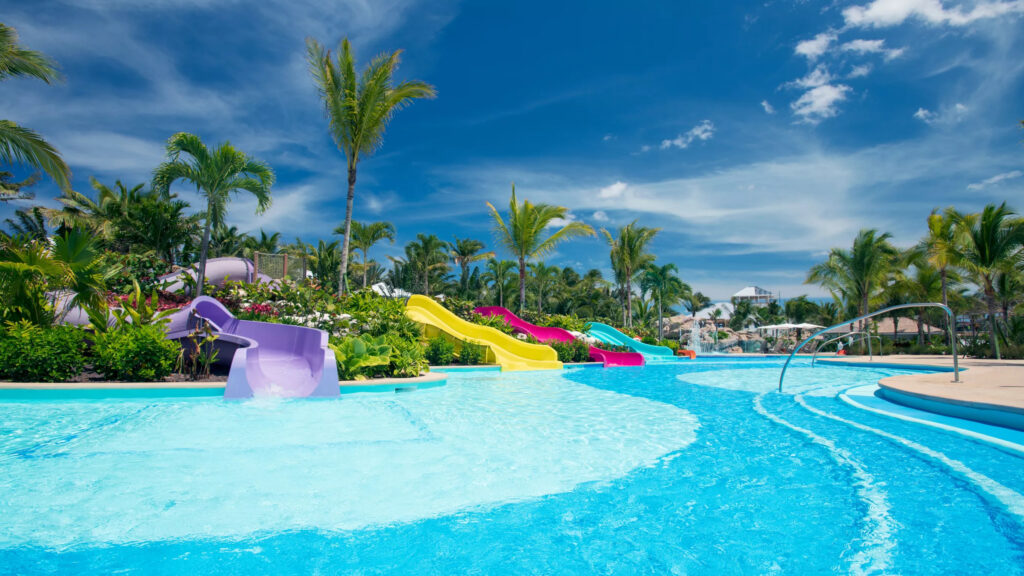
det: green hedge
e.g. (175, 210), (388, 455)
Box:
(458, 341), (485, 365)
(425, 336), (455, 365)
(550, 339), (591, 363)
(0, 322), (86, 382)
(93, 324), (181, 381)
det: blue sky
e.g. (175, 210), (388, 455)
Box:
(2, 0), (1023, 299)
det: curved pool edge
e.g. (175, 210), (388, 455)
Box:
(0, 372), (449, 400)
(840, 384), (1024, 455)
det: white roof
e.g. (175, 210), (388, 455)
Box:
(733, 286), (773, 298)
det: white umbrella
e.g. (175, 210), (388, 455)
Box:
(794, 323), (824, 330)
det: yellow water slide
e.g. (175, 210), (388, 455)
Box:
(405, 295), (562, 371)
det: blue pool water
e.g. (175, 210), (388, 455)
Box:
(1, 358), (1022, 574)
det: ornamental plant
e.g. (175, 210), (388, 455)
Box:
(0, 321), (86, 382)
(92, 323), (181, 381)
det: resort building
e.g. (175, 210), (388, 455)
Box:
(731, 286), (775, 306)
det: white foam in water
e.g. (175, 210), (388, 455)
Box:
(752, 394), (896, 575)
(794, 394), (1024, 524)
(0, 372), (698, 549)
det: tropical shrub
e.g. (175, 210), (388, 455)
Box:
(660, 339), (680, 352)
(92, 323), (180, 381)
(179, 321), (220, 380)
(386, 335), (429, 377)
(441, 296), (476, 321)
(0, 321), (86, 382)
(425, 336), (455, 365)
(330, 334), (393, 380)
(473, 313), (515, 334)
(458, 341), (485, 365)
(550, 339), (591, 363)
(99, 251), (172, 294)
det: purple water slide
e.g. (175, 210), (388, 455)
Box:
(473, 306), (644, 367)
(165, 297), (339, 399)
(159, 257), (274, 295)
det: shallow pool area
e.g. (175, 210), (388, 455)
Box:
(2, 358), (1023, 574)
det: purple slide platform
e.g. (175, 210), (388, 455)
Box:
(473, 306), (644, 367)
(166, 297), (339, 399)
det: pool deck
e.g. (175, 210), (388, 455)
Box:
(821, 355), (1024, 429)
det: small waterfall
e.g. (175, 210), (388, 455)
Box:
(689, 321), (707, 354)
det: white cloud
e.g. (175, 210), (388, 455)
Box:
(639, 145), (652, 153)
(592, 210), (609, 222)
(795, 32), (836, 60)
(913, 107), (938, 122)
(913, 102), (969, 124)
(966, 170), (1023, 190)
(791, 84), (852, 123)
(789, 65), (833, 89)
(55, 131), (167, 179)
(602, 134), (615, 141)
(840, 38), (906, 60)
(599, 181), (628, 198)
(546, 213), (577, 228)
(660, 120), (715, 150)
(843, 0), (1024, 28)
(761, 100), (776, 114)
(848, 64), (873, 78)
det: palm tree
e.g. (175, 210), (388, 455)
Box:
(0, 24), (70, 193)
(529, 261), (560, 314)
(153, 133), (274, 297)
(807, 229), (900, 334)
(784, 295), (820, 340)
(950, 203), (1024, 359)
(403, 233), (448, 296)
(906, 263), (944, 346)
(307, 239), (342, 292)
(684, 292), (712, 318)
(449, 236), (495, 296)
(0, 170), (37, 202)
(244, 229), (281, 257)
(5, 206), (48, 241)
(46, 177), (145, 243)
(603, 221), (659, 328)
(642, 262), (691, 340)
(306, 37), (435, 295)
(342, 221), (395, 289)
(0, 229), (113, 325)
(481, 258), (516, 307)
(209, 225), (247, 257)
(487, 184), (595, 312)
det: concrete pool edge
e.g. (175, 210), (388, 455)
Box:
(821, 356), (1024, 433)
(0, 371), (448, 399)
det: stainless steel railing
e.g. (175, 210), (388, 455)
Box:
(778, 302), (959, 392)
(810, 331), (882, 367)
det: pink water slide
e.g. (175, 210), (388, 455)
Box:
(473, 306), (644, 367)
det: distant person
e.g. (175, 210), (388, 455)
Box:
(837, 340), (846, 356)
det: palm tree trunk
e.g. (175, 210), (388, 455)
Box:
(625, 269), (633, 329)
(518, 257), (526, 313)
(916, 311), (924, 347)
(362, 249), (369, 289)
(195, 207), (212, 298)
(338, 166), (356, 296)
(940, 267), (950, 347)
(498, 280), (504, 308)
(985, 281), (1001, 359)
(657, 296), (663, 341)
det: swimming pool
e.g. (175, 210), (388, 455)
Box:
(1, 358), (1022, 574)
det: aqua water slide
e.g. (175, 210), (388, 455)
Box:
(474, 306), (644, 367)
(405, 295), (562, 371)
(585, 322), (674, 358)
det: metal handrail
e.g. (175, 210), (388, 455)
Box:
(778, 302), (959, 392)
(810, 331), (882, 367)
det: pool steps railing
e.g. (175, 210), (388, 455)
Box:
(778, 302), (959, 392)
(810, 331), (882, 367)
